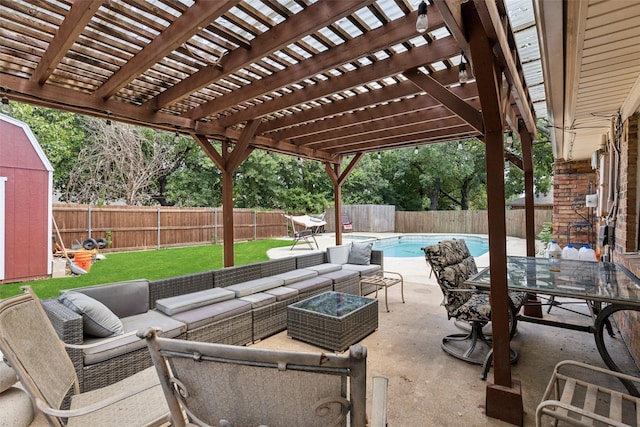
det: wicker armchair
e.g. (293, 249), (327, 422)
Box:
(0, 287), (170, 426)
(139, 327), (388, 427)
(422, 239), (526, 375)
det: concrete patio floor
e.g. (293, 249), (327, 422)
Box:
(259, 233), (639, 426)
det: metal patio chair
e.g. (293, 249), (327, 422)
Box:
(139, 327), (388, 427)
(0, 287), (169, 427)
(422, 239), (526, 377)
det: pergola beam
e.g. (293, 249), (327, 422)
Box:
(404, 67), (484, 133)
(281, 85), (479, 144)
(32, 1), (101, 85)
(472, 0), (537, 135)
(261, 67), (462, 138)
(95, 1), (240, 100)
(188, 9), (446, 122)
(215, 37), (460, 127)
(151, 0), (375, 109)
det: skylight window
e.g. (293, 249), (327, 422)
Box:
(317, 27), (345, 46)
(229, 6), (269, 33)
(335, 17), (363, 38)
(300, 35), (328, 53)
(354, 8), (382, 30)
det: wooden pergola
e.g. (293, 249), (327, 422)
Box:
(1, 1), (538, 423)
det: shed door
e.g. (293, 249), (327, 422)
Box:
(0, 177), (6, 280)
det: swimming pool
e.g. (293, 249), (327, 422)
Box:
(372, 234), (489, 258)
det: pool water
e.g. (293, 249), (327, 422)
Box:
(372, 235), (489, 258)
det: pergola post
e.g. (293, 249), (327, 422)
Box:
(324, 154), (364, 246)
(464, 1), (523, 425)
(520, 121), (536, 257)
(192, 121), (258, 267)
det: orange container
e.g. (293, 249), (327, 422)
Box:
(73, 252), (92, 272)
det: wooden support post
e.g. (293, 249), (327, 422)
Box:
(324, 154), (364, 246)
(463, 1), (523, 424)
(520, 121), (543, 318)
(191, 123), (258, 268)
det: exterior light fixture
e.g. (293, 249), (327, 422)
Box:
(416, 1), (428, 33)
(1, 97), (8, 105)
(506, 132), (514, 147)
(414, 147), (419, 155)
(459, 53), (469, 84)
(106, 111), (112, 126)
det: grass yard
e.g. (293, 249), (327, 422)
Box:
(0, 239), (293, 300)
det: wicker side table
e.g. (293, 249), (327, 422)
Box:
(359, 271), (404, 312)
(287, 291), (378, 352)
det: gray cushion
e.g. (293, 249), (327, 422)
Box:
(270, 269), (318, 285)
(326, 245), (351, 265)
(264, 287), (299, 301)
(348, 241), (373, 265)
(342, 263), (381, 276)
(225, 277), (284, 297)
(320, 269), (359, 282)
(305, 263), (343, 274)
(64, 279), (150, 318)
(156, 288), (235, 316)
(59, 291), (124, 338)
(83, 310), (186, 365)
(171, 299), (252, 330)
(285, 276), (332, 294)
(239, 292), (277, 308)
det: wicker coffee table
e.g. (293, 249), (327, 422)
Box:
(359, 271), (404, 312)
(287, 291), (378, 352)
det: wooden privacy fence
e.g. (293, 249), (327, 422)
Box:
(395, 209), (552, 238)
(52, 204), (553, 252)
(52, 205), (289, 251)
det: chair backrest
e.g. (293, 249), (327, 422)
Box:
(422, 239), (478, 316)
(0, 288), (79, 427)
(341, 214), (351, 225)
(140, 328), (368, 427)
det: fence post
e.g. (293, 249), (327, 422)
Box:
(157, 207), (161, 249)
(87, 206), (92, 238)
(214, 207), (218, 244)
(254, 210), (257, 241)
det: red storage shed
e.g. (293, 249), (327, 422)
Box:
(0, 113), (53, 283)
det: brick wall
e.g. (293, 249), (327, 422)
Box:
(552, 160), (597, 247)
(613, 113), (640, 365)
(613, 114), (639, 256)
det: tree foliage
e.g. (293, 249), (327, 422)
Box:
(4, 102), (553, 212)
(64, 119), (191, 205)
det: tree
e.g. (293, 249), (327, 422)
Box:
(504, 119), (554, 200)
(64, 119), (189, 205)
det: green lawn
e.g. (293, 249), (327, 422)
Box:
(0, 239), (293, 300)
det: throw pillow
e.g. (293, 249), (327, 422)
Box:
(327, 245), (351, 264)
(59, 291), (124, 337)
(348, 241), (373, 265)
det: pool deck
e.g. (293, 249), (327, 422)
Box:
(268, 232), (539, 285)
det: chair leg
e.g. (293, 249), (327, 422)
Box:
(441, 321), (492, 364)
(480, 348), (519, 380)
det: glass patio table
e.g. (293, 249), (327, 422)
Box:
(287, 291), (378, 352)
(466, 256), (640, 395)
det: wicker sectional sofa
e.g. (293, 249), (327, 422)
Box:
(42, 245), (383, 392)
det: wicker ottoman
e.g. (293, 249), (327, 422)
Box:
(287, 291), (378, 352)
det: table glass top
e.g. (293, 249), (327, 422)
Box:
(467, 256), (640, 304)
(292, 291), (374, 318)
